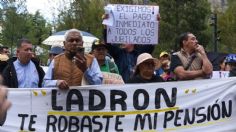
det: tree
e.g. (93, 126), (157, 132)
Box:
(0, 0), (28, 55)
(55, 0), (105, 38)
(151, 0), (212, 56)
(0, 0), (51, 58)
(218, 0), (236, 53)
(55, 0), (212, 57)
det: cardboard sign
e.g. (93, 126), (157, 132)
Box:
(104, 4), (159, 44)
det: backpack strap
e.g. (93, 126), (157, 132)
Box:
(184, 54), (196, 70)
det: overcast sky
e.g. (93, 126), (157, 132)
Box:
(26, 0), (59, 21)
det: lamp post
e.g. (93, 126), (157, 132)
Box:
(210, 13), (219, 53)
(143, 0), (149, 4)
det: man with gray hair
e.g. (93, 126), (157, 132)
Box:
(43, 29), (103, 89)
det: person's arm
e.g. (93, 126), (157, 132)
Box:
(196, 45), (213, 76)
(170, 55), (205, 80)
(0, 86), (11, 123)
(174, 66), (205, 80)
(43, 60), (69, 89)
(43, 60), (57, 87)
(84, 58), (103, 85)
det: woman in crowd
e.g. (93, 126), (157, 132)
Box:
(127, 53), (164, 83)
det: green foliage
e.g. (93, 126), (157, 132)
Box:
(218, 0), (236, 53)
(56, 0), (105, 38)
(0, 0), (51, 60)
(151, 0), (212, 57)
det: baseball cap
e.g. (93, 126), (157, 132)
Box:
(225, 54), (236, 63)
(91, 39), (107, 51)
(159, 51), (169, 58)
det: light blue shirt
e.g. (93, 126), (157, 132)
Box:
(13, 59), (39, 88)
(43, 57), (103, 87)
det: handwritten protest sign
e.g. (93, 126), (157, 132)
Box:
(104, 4), (159, 44)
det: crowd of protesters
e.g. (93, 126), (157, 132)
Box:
(1, 28), (236, 89)
(0, 11), (235, 90)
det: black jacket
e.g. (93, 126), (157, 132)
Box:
(2, 57), (45, 88)
(127, 74), (164, 83)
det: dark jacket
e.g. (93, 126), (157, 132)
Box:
(229, 68), (236, 77)
(127, 74), (164, 83)
(2, 57), (45, 88)
(103, 29), (155, 82)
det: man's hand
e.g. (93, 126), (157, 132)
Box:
(56, 80), (69, 90)
(0, 86), (11, 122)
(73, 53), (88, 72)
(157, 14), (161, 21)
(102, 14), (109, 20)
(195, 44), (206, 55)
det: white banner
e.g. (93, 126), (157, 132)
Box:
(105, 4), (159, 44)
(0, 78), (236, 131)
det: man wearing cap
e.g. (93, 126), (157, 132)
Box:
(47, 46), (64, 65)
(225, 54), (236, 77)
(155, 51), (171, 76)
(43, 29), (103, 89)
(91, 40), (119, 74)
(128, 53), (164, 83)
(170, 32), (212, 80)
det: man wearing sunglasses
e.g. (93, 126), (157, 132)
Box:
(43, 29), (103, 89)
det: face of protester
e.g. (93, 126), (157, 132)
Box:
(138, 59), (155, 79)
(183, 33), (198, 54)
(2, 48), (10, 56)
(17, 43), (33, 65)
(220, 60), (226, 71)
(93, 46), (107, 64)
(160, 54), (170, 62)
(64, 31), (83, 59)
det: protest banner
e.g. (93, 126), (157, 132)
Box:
(104, 4), (159, 44)
(0, 78), (236, 131)
(211, 71), (229, 79)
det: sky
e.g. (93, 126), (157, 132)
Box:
(26, 0), (59, 21)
